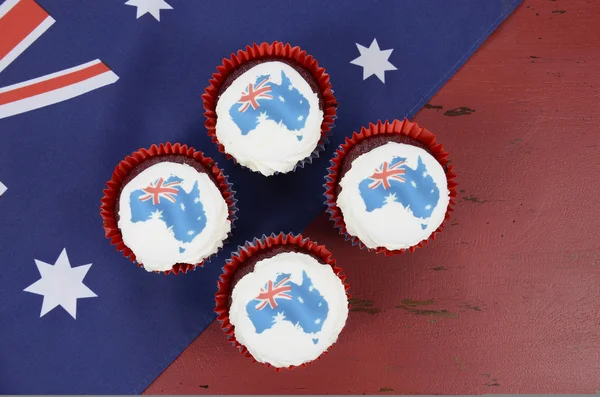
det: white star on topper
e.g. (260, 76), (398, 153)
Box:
(125, 0), (173, 22)
(350, 39), (397, 83)
(24, 249), (97, 319)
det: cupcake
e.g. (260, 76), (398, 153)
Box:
(324, 119), (457, 254)
(100, 143), (237, 274)
(215, 233), (349, 369)
(203, 42), (337, 176)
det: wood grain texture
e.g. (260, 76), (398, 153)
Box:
(144, 0), (600, 393)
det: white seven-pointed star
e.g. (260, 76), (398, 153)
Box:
(350, 39), (397, 83)
(384, 192), (397, 204)
(24, 249), (97, 319)
(125, 0), (173, 21)
(273, 312), (286, 323)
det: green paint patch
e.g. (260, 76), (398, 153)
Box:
(444, 107), (475, 117)
(350, 307), (381, 314)
(349, 298), (380, 315)
(463, 196), (488, 204)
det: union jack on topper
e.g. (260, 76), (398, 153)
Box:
(237, 76), (273, 113)
(254, 276), (292, 310)
(138, 177), (181, 205)
(368, 160), (406, 189)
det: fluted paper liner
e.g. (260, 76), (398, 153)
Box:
(202, 41), (338, 174)
(323, 119), (457, 255)
(214, 232), (350, 370)
(100, 143), (238, 275)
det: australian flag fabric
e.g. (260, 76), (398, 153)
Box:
(359, 156), (440, 224)
(129, 176), (207, 248)
(0, 0), (520, 393)
(246, 271), (328, 342)
(230, 71), (310, 137)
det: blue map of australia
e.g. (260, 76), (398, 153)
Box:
(229, 70), (310, 137)
(129, 176), (207, 252)
(246, 271), (328, 344)
(358, 156), (440, 225)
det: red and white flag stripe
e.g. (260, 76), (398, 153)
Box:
(0, 0), (54, 73)
(0, 59), (118, 118)
(0, 0), (119, 119)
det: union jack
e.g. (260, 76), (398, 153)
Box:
(237, 77), (273, 112)
(138, 178), (181, 205)
(368, 160), (406, 189)
(254, 276), (292, 310)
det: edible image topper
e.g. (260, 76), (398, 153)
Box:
(359, 155), (441, 229)
(246, 270), (329, 343)
(230, 71), (310, 139)
(338, 142), (450, 250)
(215, 61), (324, 175)
(117, 161), (230, 271)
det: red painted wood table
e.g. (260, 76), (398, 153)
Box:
(145, 0), (600, 394)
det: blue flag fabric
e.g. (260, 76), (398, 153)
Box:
(0, 0), (521, 393)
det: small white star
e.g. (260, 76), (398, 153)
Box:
(430, 189), (434, 193)
(308, 285), (315, 292)
(297, 115), (304, 121)
(125, 0), (173, 22)
(318, 302), (322, 307)
(180, 203), (185, 211)
(298, 296), (304, 304)
(411, 180), (417, 188)
(194, 197), (201, 204)
(187, 230), (195, 236)
(288, 84), (293, 91)
(257, 111), (268, 123)
(384, 193), (397, 204)
(278, 95), (285, 102)
(425, 204), (432, 210)
(350, 38), (397, 83)
(24, 249), (97, 319)
(150, 209), (163, 220)
(423, 171), (429, 178)
(314, 318), (321, 325)
(299, 100), (303, 104)
(197, 216), (202, 221)
(273, 312), (286, 323)
(0, 181), (6, 197)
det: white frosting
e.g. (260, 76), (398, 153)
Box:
(337, 142), (450, 250)
(215, 61), (324, 176)
(117, 162), (231, 271)
(229, 252), (348, 368)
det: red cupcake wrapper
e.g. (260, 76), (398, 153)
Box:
(214, 232), (351, 371)
(100, 143), (238, 275)
(323, 118), (458, 255)
(202, 41), (338, 172)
